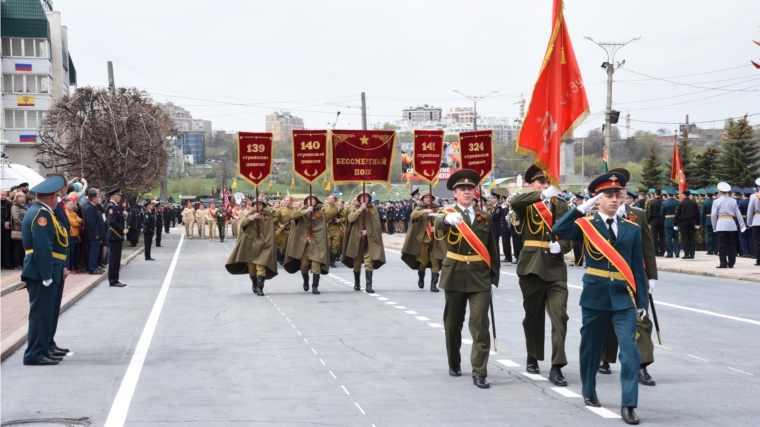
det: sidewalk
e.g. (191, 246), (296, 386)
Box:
(0, 240), (147, 360)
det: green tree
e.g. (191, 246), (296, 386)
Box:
(689, 147), (720, 189)
(641, 146), (664, 190)
(716, 115), (760, 188)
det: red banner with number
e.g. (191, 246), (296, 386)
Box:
(292, 130), (328, 184)
(412, 130), (445, 184)
(331, 130), (396, 184)
(237, 132), (274, 186)
(459, 130), (494, 185)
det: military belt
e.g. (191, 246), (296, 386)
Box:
(665, 215), (675, 218)
(523, 241), (550, 248)
(742, 215), (747, 218)
(718, 215), (735, 220)
(25, 249), (67, 261)
(446, 251), (484, 264)
(704, 214), (711, 217)
(586, 267), (626, 282)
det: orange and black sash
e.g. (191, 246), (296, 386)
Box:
(533, 200), (553, 228)
(575, 217), (636, 295)
(443, 208), (491, 269)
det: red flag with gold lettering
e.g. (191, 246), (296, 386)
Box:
(237, 132), (274, 186)
(412, 130), (445, 184)
(330, 130), (396, 185)
(292, 130), (328, 184)
(459, 130), (494, 185)
(516, 0), (589, 187)
(671, 141), (687, 198)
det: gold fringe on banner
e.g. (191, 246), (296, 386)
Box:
(405, 179), (410, 189)
(268, 179), (274, 191)
(386, 181), (391, 191)
(291, 177), (296, 189)
(432, 178), (439, 189)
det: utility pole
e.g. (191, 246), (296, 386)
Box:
(361, 92), (367, 131)
(107, 61), (115, 94)
(452, 89), (500, 132)
(583, 35), (640, 168)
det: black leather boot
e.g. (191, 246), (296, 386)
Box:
(430, 272), (440, 292)
(526, 355), (540, 374)
(353, 271), (361, 291)
(365, 271), (374, 293)
(312, 274), (321, 294)
(417, 270), (425, 289)
(256, 276), (265, 296)
(302, 271), (309, 291)
(250, 275), (258, 294)
(330, 253), (337, 268)
(598, 360), (612, 375)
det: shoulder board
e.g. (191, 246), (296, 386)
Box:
(622, 218), (639, 227)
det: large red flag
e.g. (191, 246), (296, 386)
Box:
(516, 0), (589, 187)
(671, 141), (687, 199)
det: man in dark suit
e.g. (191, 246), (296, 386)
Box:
(143, 200), (156, 260)
(675, 190), (700, 259)
(106, 187), (127, 287)
(155, 202), (164, 247)
(82, 190), (105, 274)
(490, 194), (505, 261)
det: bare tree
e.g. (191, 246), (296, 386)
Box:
(36, 87), (175, 198)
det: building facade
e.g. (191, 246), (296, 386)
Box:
(402, 104), (442, 123)
(178, 131), (205, 165)
(266, 111), (304, 143)
(444, 107), (475, 124)
(158, 101), (193, 131)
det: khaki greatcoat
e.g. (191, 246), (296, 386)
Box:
(401, 202), (446, 270)
(225, 207), (278, 279)
(341, 201), (386, 270)
(284, 205), (330, 275)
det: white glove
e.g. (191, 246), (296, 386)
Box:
(444, 212), (463, 226)
(616, 203), (627, 218)
(43, 279), (52, 286)
(648, 279), (656, 294)
(541, 185), (560, 200)
(695, 225), (700, 229)
(637, 308), (647, 318)
(741, 227), (747, 233)
(577, 193), (603, 214)
(549, 241), (561, 254)
(491, 284), (497, 294)
(673, 226), (678, 231)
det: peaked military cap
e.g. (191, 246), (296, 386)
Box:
(756, 177), (760, 186)
(30, 176), (65, 195)
(588, 171), (627, 194)
(743, 187), (753, 196)
(627, 190), (636, 198)
(717, 182), (731, 193)
(608, 168), (631, 183)
(410, 188), (420, 197)
(732, 186), (743, 194)
(106, 186), (122, 197)
(524, 165), (546, 183)
(447, 169), (480, 191)
(683, 190), (691, 196)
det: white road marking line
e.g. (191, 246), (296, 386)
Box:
(395, 306), (406, 309)
(728, 367), (753, 376)
(377, 297), (388, 301)
(551, 387), (581, 398)
(587, 407), (621, 418)
(504, 298), (513, 302)
(497, 359), (519, 368)
(654, 344), (671, 350)
(386, 249), (401, 254)
(574, 319), (582, 323)
(416, 316), (430, 321)
(655, 301), (760, 326)
(330, 371), (337, 379)
(286, 318), (290, 321)
(103, 234), (184, 427)
(462, 338), (473, 345)
(354, 402), (366, 415)
(311, 348), (317, 355)
(320, 359), (326, 366)
(568, 284), (583, 289)
(297, 331), (302, 336)
(66, 352), (74, 356)
(281, 312), (285, 316)
(291, 324), (295, 329)
(427, 323), (443, 328)
(500, 271), (517, 276)
(521, 372), (547, 381)
(341, 385), (350, 395)
(688, 354), (709, 362)
(368, 294), (379, 297)
(386, 301), (396, 305)
(304, 338), (309, 344)
(405, 311), (418, 314)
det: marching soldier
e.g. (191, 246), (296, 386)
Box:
(195, 202), (208, 240)
(434, 169), (499, 389)
(143, 200), (156, 261)
(225, 197), (277, 295)
(701, 188), (717, 255)
(712, 182), (745, 268)
(323, 195), (343, 268)
(230, 201), (241, 239)
(214, 205), (229, 243)
(181, 202), (195, 239)
(552, 171), (648, 425)
(401, 192), (445, 292)
(273, 196), (295, 265)
(661, 188), (680, 258)
(342, 192), (386, 293)
(105, 187), (127, 287)
(284, 195), (329, 294)
(207, 202), (218, 241)
(509, 165), (572, 386)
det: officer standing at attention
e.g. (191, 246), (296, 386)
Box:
(509, 165), (572, 386)
(21, 176), (69, 366)
(552, 171), (648, 425)
(701, 188), (717, 255)
(745, 179), (760, 266)
(143, 200), (156, 261)
(434, 169), (499, 389)
(105, 187), (127, 287)
(155, 201), (164, 247)
(646, 189), (665, 257)
(660, 188), (680, 258)
(712, 182), (745, 268)
(675, 190), (699, 259)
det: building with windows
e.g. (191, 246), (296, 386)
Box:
(266, 111), (304, 143)
(158, 102), (194, 131)
(1, 0), (76, 173)
(402, 105), (442, 123)
(178, 131), (206, 164)
(444, 107), (475, 124)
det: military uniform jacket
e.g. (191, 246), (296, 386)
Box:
(341, 202), (386, 269)
(660, 198), (679, 228)
(553, 209), (648, 311)
(433, 205), (500, 292)
(738, 198), (749, 225)
(647, 198), (663, 224)
(711, 195), (743, 231)
(700, 197), (714, 226)
(156, 209), (164, 227)
(142, 209), (156, 234)
(21, 202), (68, 285)
(284, 206), (330, 274)
(509, 191), (572, 282)
(214, 208), (229, 224)
(181, 208), (195, 223)
(400, 203), (446, 270)
(624, 204), (658, 281)
(746, 194), (760, 227)
(225, 208), (278, 279)
(106, 201), (125, 241)
(323, 204), (342, 230)
(675, 198), (699, 223)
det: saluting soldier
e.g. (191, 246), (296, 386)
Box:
(712, 182), (745, 268)
(273, 196), (295, 265)
(401, 192), (445, 292)
(701, 188), (717, 255)
(284, 195), (330, 294)
(552, 171), (648, 425)
(143, 200), (156, 261)
(509, 165), (572, 386)
(434, 169), (499, 389)
(225, 197), (277, 295)
(323, 195), (343, 268)
(105, 187), (127, 287)
(661, 187), (680, 258)
(342, 192), (386, 293)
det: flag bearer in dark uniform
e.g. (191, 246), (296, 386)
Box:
(284, 195), (330, 295)
(142, 200), (156, 261)
(712, 182), (745, 268)
(21, 176), (69, 365)
(106, 187), (127, 288)
(675, 190), (699, 259)
(509, 165), (572, 386)
(746, 179), (760, 265)
(226, 197), (277, 295)
(661, 188), (680, 258)
(701, 188), (717, 255)
(434, 169), (499, 389)
(342, 192), (386, 293)
(401, 192), (445, 292)
(155, 202), (164, 247)
(646, 189), (665, 256)
(553, 171), (648, 425)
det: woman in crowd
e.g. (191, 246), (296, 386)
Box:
(65, 197), (83, 273)
(10, 191), (27, 269)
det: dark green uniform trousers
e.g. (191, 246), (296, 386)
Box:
(518, 274), (569, 367)
(443, 290), (491, 377)
(23, 280), (59, 364)
(581, 307), (641, 408)
(602, 313), (655, 366)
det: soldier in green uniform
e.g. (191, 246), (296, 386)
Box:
(401, 192), (446, 292)
(509, 165), (573, 386)
(342, 192), (386, 293)
(21, 176), (69, 365)
(214, 206), (229, 243)
(323, 195), (343, 268)
(225, 197), (277, 295)
(661, 187), (680, 257)
(434, 169), (500, 389)
(284, 195), (330, 294)
(273, 196), (295, 265)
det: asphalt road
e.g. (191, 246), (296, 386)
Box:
(2, 230), (758, 426)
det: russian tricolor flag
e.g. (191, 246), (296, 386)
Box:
(19, 134), (36, 143)
(15, 63), (32, 72)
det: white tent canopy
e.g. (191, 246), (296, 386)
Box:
(0, 164), (45, 191)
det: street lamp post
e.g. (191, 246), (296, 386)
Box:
(583, 35), (640, 169)
(452, 89), (499, 131)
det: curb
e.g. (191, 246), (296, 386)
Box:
(657, 266), (760, 283)
(0, 246), (145, 361)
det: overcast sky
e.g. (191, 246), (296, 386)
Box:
(58, 0), (760, 136)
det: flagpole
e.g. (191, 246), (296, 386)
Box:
(309, 184), (313, 240)
(255, 186), (260, 238)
